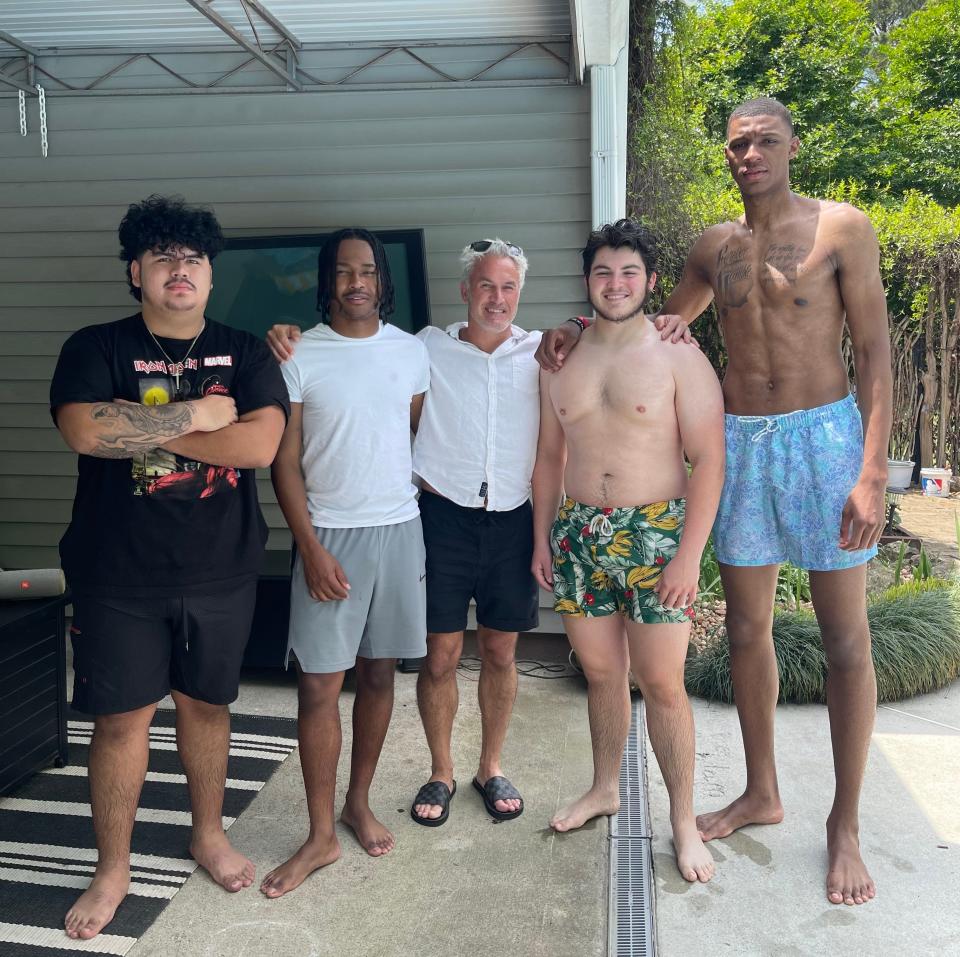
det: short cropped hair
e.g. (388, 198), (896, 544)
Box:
(727, 97), (794, 135)
(581, 219), (658, 277)
(118, 194), (224, 302)
(316, 227), (395, 320)
(460, 239), (528, 288)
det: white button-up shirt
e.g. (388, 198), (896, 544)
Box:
(414, 322), (542, 511)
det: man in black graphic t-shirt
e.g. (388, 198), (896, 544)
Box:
(53, 317), (285, 594)
(49, 195), (288, 941)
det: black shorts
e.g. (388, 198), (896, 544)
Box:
(70, 581), (257, 715)
(420, 490), (538, 634)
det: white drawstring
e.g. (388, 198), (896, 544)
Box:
(588, 513), (614, 537)
(751, 418), (781, 442)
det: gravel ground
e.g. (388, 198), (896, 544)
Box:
(690, 598), (726, 654)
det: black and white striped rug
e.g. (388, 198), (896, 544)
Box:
(0, 709), (297, 956)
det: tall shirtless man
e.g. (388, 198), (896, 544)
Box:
(531, 219), (725, 883)
(537, 98), (892, 906)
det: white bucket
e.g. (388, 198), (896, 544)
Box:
(919, 467), (952, 498)
(887, 459), (914, 490)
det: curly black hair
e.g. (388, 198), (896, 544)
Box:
(316, 228), (395, 321)
(581, 219), (658, 278)
(118, 194), (225, 301)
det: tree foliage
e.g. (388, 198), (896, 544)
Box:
(628, 0), (960, 469)
(877, 0), (960, 205)
(869, 0), (927, 38)
(695, 0), (875, 190)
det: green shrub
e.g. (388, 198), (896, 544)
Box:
(698, 536), (723, 601)
(685, 580), (960, 703)
(870, 579), (960, 700)
(775, 562), (812, 611)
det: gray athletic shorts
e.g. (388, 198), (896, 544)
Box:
(287, 517), (427, 674)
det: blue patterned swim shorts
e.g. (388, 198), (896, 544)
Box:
(713, 394), (877, 571)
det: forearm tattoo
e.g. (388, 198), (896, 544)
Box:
(88, 401), (194, 458)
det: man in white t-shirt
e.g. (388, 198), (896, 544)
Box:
(267, 240), (541, 827)
(409, 240), (541, 826)
(261, 228), (429, 898)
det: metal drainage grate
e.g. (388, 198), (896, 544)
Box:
(608, 699), (657, 957)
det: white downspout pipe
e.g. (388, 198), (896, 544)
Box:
(590, 62), (617, 229)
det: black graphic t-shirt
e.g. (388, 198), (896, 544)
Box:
(50, 313), (290, 598)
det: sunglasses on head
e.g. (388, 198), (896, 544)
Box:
(469, 239), (524, 257)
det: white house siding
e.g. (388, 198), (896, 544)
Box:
(0, 80), (591, 565)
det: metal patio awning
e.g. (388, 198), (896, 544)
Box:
(0, 0), (574, 97)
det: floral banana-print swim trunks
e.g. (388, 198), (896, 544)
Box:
(550, 497), (692, 624)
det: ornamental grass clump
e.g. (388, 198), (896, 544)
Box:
(869, 580), (960, 701)
(685, 580), (960, 704)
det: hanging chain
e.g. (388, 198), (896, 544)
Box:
(37, 84), (48, 157)
(18, 90), (27, 135)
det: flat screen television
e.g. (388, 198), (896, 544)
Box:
(205, 229), (431, 337)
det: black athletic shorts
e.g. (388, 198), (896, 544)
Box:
(70, 580), (257, 715)
(420, 490), (539, 634)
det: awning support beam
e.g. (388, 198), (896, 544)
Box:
(0, 29), (40, 58)
(182, 0), (303, 90)
(242, 0), (302, 49)
(0, 37), (570, 97)
(0, 71), (36, 95)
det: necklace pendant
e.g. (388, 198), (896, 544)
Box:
(146, 319), (204, 404)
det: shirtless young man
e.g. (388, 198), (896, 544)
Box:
(531, 219), (725, 883)
(536, 98), (892, 906)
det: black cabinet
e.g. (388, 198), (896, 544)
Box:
(0, 595), (69, 795)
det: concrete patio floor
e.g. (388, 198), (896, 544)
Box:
(127, 635), (608, 957)
(61, 632), (960, 956)
(649, 680), (960, 956)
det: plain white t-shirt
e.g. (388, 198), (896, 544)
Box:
(281, 322), (430, 528)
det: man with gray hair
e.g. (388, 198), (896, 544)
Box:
(267, 239), (540, 825)
(409, 238), (540, 826)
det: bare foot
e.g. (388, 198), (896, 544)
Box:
(340, 801), (396, 856)
(696, 791), (784, 841)
(64, 865), (129, 940)
(673, 817), (715, 883)
(260, 834), (341, 898)
(550, 788), (620, 833)
(826, 820), (875, 905)
(190, 832), (255, 892)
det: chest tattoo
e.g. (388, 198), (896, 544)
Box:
(715, 244), (753, 307)
(761, 244), (809, 285)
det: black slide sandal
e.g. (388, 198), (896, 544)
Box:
(472, 775), (524, 821)
(410, 779), (457, 827)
